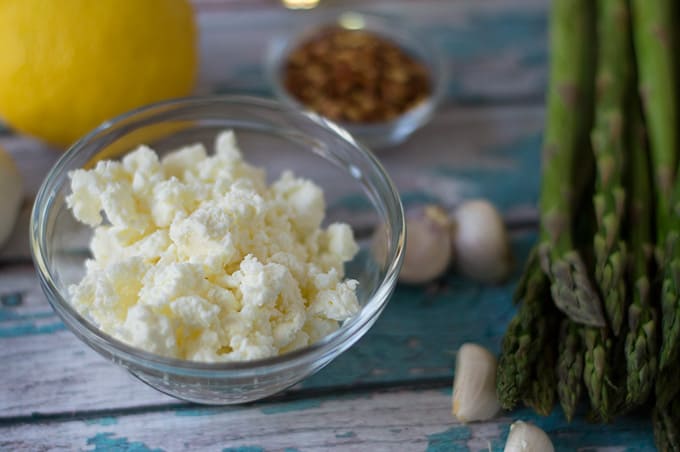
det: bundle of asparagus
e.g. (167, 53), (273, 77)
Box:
(496, 0), (680, 449)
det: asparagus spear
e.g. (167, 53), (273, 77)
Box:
(656, 363), (680, 409)
(523, 337), (557, 417)
(512, 247), (543, 305)
(624, 102), (658, 409)
(631, 0), (678, 220)
(582, 326), (616, 421)
(538, 0), (605, 328)
(653, 392), (680, 452)
(659, 219), (680, 369)
(631, 0), (680, 369)
(496, 249), (552, 410)
(591, 0), (632, 336)
(556, 319), (584, 422)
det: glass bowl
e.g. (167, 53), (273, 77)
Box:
(30, 95), (405, 404)
(266, 11), (446, 150)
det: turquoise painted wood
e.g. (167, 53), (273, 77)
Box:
(1, 389), (655, 451)
(304, 230), (535, 389)
(198, 0), (548, 103)
(1, 0), (549, 136)
(0, 107), (544, 417)
(0, 0), (659, 450)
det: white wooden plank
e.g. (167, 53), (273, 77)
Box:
(0, 388), (654, 451)
(0, 104), (542, 263)
(0, 330), (176, 417)
(0, 229), (534, 417)
(195, 0), (549, 102)
(0, 264), (62, 332)
(0, 104), (543, 417)
(0, 265), (177, 417)
(377, 104), (543, 211)
(0, 105), (544, 198)
(0, 0), (548, 135)
(0, 135), (60, 197)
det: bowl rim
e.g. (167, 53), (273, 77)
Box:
(264, 10), (447, 133)
(30, 94), (405, 375)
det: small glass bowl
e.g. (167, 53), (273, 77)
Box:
(266, 11), (446, 150)
(30, 96), (405, 404)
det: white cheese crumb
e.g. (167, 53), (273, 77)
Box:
(65, 131), (360, 362)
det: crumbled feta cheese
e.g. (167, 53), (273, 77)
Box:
(66, 131), (360, 362)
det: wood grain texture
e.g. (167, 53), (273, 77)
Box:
(0, 103), (542, 417)
(0, 231), (532, 418)
(0, 0), (548, 135)
(0, 388), (654, 451)
(0, 104), (543, 263)
(196, 0), (548, 104)
(0, 0), (657, 449)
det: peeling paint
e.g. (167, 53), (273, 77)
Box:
(1, 292), (23, 306)
(222, 447), (264, 452)
(0, 322), (65, 338)
(335, 431), (356, 439)
(426, 426), (472, 451)
(302, 230), (536, 389)
(86, 433), (161, 452)
(501, 408), (656, 451)
(85, 417), (118, 426)
(430, 133), (542, 213)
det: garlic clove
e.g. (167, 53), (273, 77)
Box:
(450, 199), (513, 284)
(503, 421), (554, 452)
(452, 342), (501, 423)
(0, 146), (23, 247)
(398, 204), (452, 284)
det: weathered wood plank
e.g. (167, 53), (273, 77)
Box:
(0, 388), (655, 451)
(0, 104), (543, 262)
(196, 0), (548, 103)
(0, 135), (61, 197)
(0, 231), (534, 417)
(0, 105), (542, 416)
(0, 0), (549, 138)
(0, 104), (543, 417)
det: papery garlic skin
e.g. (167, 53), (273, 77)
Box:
(451, 199), (513, 284)
(503, 421), (555, 452)
(452, 342), (501, 422)
(399, 204), (452, 284)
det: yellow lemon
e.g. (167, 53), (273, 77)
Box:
(0, 0), (197, 148)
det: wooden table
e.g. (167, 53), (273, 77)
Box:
(0, 1), (656, 450)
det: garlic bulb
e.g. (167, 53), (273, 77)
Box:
(0, 146), (22, 247)
(452, 343), (501, 422)
(450, 199), (513, 284)
(399, 204), (452, 284)
(504, 421), (554, 452)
